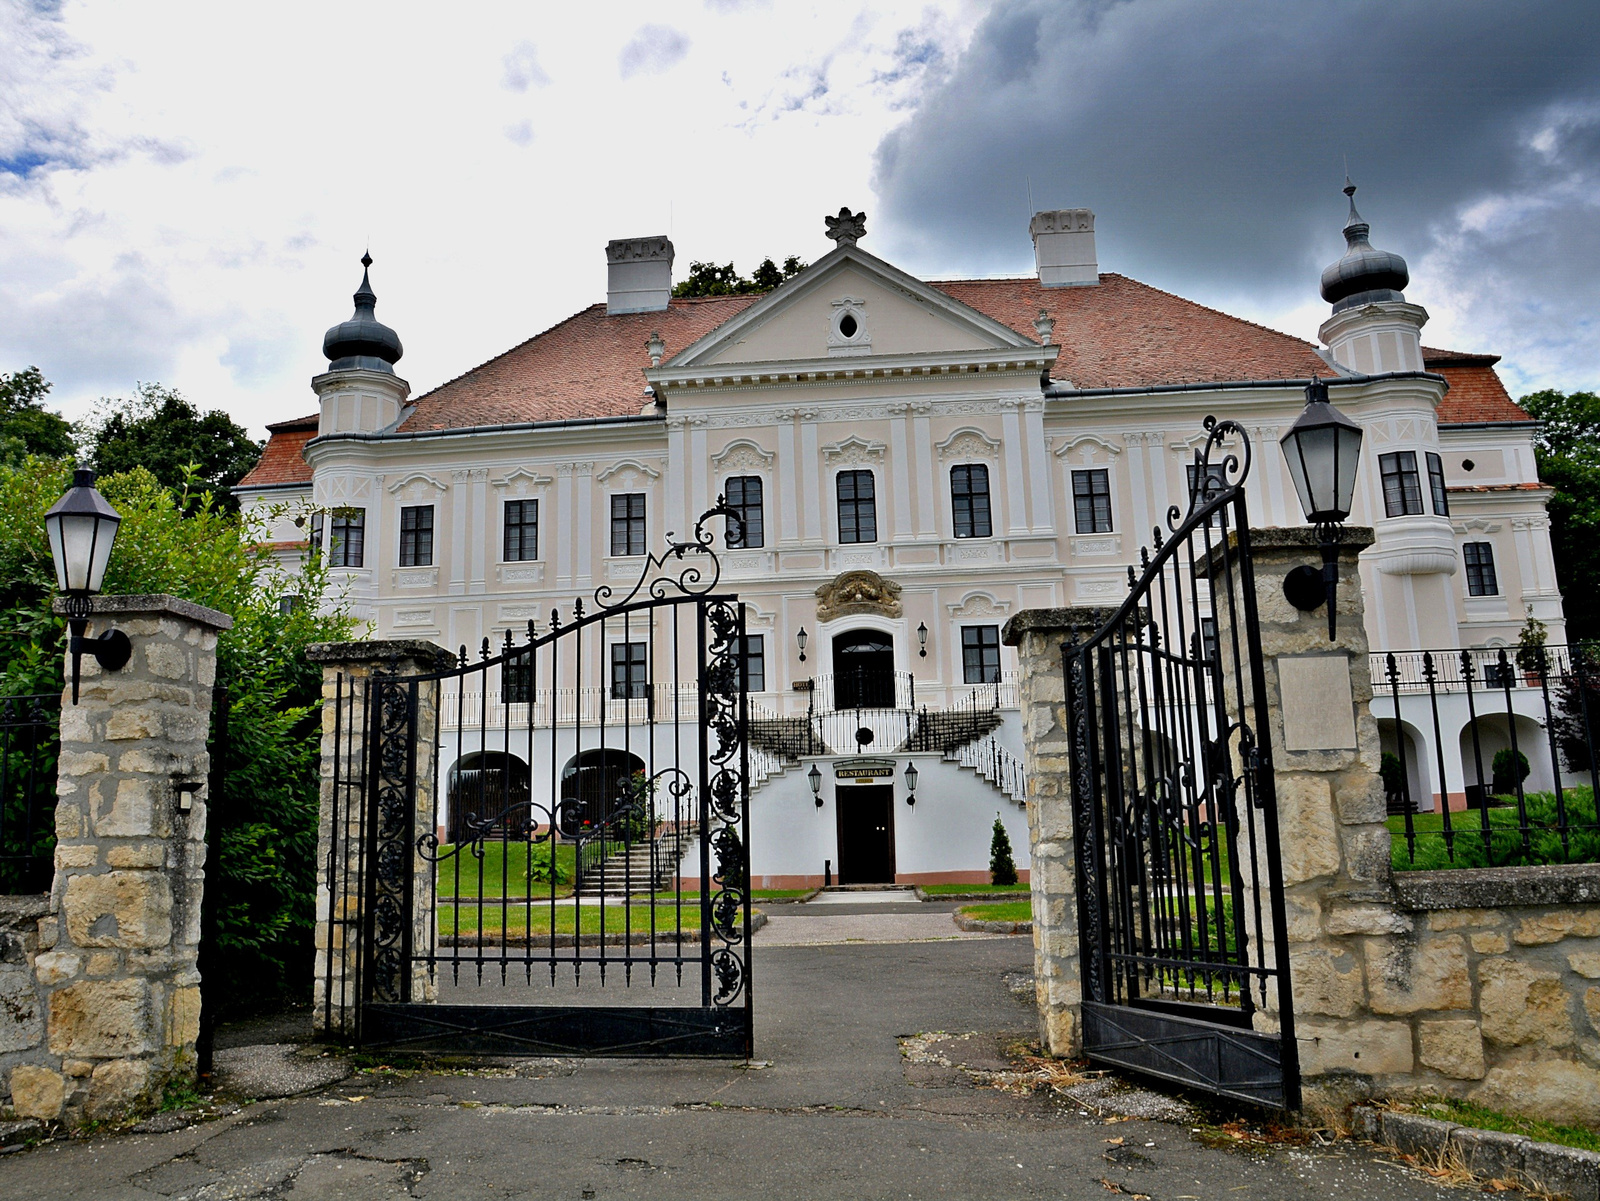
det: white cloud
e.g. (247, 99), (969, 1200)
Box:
(501, 41), (549, 92)
(618, 24), (691, 79)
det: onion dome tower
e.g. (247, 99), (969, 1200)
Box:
(1318, 182), (1426, 376)
(313, 252), (410, 436)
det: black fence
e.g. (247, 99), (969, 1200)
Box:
(1, 692), (60, 895)
(1379, 645), (1600, 869)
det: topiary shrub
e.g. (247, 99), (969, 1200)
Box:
(1492, 748), (1531, 796)
(990, 815), (1018, 886)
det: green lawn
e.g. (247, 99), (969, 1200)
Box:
(1403, 1096), (1600, 1155)
(959, 900), (1033, 922)
(921, 883), (1029, 896)
(1388, 788), (1600, 871)
(438, 900), (749, 938)
(432, 841), (577, 899)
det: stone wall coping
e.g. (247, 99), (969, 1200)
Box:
(1002, 607), (1120, 646)
(1198, 526), (1376, 579)
(1393, 862), (1600, 911)
(306, 639), (457, 670)
(1353, 1106), (1600, 1201)
(51, 593), (233, 631)
(0, 893), (50, 927)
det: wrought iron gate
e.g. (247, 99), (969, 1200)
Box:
(320, 505), (753, 1057)
(1063, 418), (1299, 1110)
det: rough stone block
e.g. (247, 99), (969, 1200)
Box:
(105, 843), (167, 869)
(1417, 1019), (1486, 1079)
(1571, 951), (1600, 979)
(1448, 1127), (1528, 1181)
(61, 1058), (92, 1077)
(1342, 827), (1394, 883)
(1276, 775), (1341, 884)
(1367, 935), (1471, 1014)
(1516, 909), (1600, 946)
(1476, 1058), (1600, 1127)
(0, 964), (42, 1052)
(1470, 931), (1510, 954)
(1429, 908), (1499, 931)
(8, 1064), (66, 1120)
(106, 705), (163, 741)
(1290, 946), (1366, 1017)
(31, 950), (81, 987)
(1298, 1020), (1414, 1076)
(1325, 903), (1409, 936)
(95, 777), (171, 839)
(1586, 987), (1600, 1034)
(144, 640), (189, 680)
(86, 950), (118, 976)
(59, 751), (109, 778)
(53, 844), (97, 869)
(1479, 959), (1573, 1046)
(64, 870), (173, 949)
(85, 1057), (152, 1121)
(48, 978), (154, 1057)
(168, 985), (201, 1048)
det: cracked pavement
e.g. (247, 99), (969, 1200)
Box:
(0, 905), (1468, 1199)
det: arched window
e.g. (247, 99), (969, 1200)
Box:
(832, 630), (895, 709)
(560, 749), (647, 830)
(446, 751), (531, 843)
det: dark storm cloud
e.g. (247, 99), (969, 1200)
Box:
(873, 0), (1600, 313)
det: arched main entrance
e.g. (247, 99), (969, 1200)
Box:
(560, 748), (647, 830)
(832, 630), (895, 709)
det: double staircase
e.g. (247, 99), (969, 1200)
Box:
(573, 821), (696, 898)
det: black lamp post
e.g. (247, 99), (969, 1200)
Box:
(904, 760), (918, 806)
(796, 626), (808, 664)
(917, 621), (928, 659)
(1279, 376), (1364, 639)
(46, 467), (130, 703)
(808, 762), (823, 808)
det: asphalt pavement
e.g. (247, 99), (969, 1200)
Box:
(0, 895), (1464, 1200)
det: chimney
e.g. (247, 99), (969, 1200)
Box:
(1030, 209), (1098, 287)
(607, 236), (675, 314)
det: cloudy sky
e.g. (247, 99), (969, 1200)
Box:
(3, 0), (1597, 437)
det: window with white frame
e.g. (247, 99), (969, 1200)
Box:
(962, 625), (1001, 684)
(610, 641), (648, 699)
(725, 476), (764, 549)
(399, 505), (434, 567)
(1463, 541), (1499, 596)
(504, 499), (539, 561)
(836, 470), (877, 544)
(1072, 469), (1113, 533)
(950, 464), (992, 539)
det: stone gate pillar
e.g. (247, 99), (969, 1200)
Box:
(306, 641), (454, 1037)
(1001, 607), (1116, 1057)
(17, 595), (230, 1124)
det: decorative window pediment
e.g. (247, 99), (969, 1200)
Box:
(1052, 434), (1123, 463)
(596, 459), (663, 489)
(936, 427), (1002, 461)
(822, 435), (887, 467)
(710, 439), (775, 472)
(386, 472), (447, 502)
(946, 590), (1011, 619)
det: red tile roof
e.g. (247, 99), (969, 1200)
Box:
(237, 413), (317, 488)
(243, 283), (1529, 481)
(936, 274), (1329, 388)
(399, 295), (762, 432)
(1422, 348), (1532, 425)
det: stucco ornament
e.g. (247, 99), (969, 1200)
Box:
(824, 207), (867, 246)
(815, 569), (903, 623)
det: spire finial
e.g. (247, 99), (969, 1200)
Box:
(1342, 178), (1365, 233)
(354, 251), (376, 309)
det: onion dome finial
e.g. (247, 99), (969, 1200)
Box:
(1319, 180), (1410, 312)
(322, 252), (403, 372)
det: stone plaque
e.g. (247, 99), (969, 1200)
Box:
(1278, 654), (1358, 751)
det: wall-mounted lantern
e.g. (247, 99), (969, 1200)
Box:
(1279, 376), (1364, 640)
(808, 762), (823, 808)
(904, 760), (918, 806)
(46, 467), (130, 703)
(917, 621), (928, 659)
(797, 626), (808, 664)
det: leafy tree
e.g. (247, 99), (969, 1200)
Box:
(84, 383), (262, 507)
(989, 814), (1018, 886)
(0, 367), (75, 466)
(0, 455), (355, 1007)
(672, 255), (807, 298)
(1521, 389), (1600, 640)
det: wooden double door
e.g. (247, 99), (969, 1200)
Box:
(836, 784), (895, 884)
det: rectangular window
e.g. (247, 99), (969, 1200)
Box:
(503, 650), (532, 704)
(610, 641), (648, 699)
(1186, 463), (1229, 526)
(503, 498), (539, 561)
(836, 470), (877, 544)
(1200, 616), (1219, 664)
(611, 493), (646, 556)
(736, 635), (766, 693)
(725, 476), (765, 549)
(1072, 469), (1113, 534)
(950, 464), (993, 539)
(1426, 452), (1450, 517)
(1464, 541), (1499, 596)
(1379, 451), (1425, 517)
(962, 625), (1002, 684)
(312, 508), (365, 568)
(399, 505), (434, 567)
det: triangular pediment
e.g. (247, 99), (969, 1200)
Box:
(668, 244), (1037, 369)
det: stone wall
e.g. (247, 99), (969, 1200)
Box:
(2, 595), (229, 1125)
(306, 641), (453, 1036)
